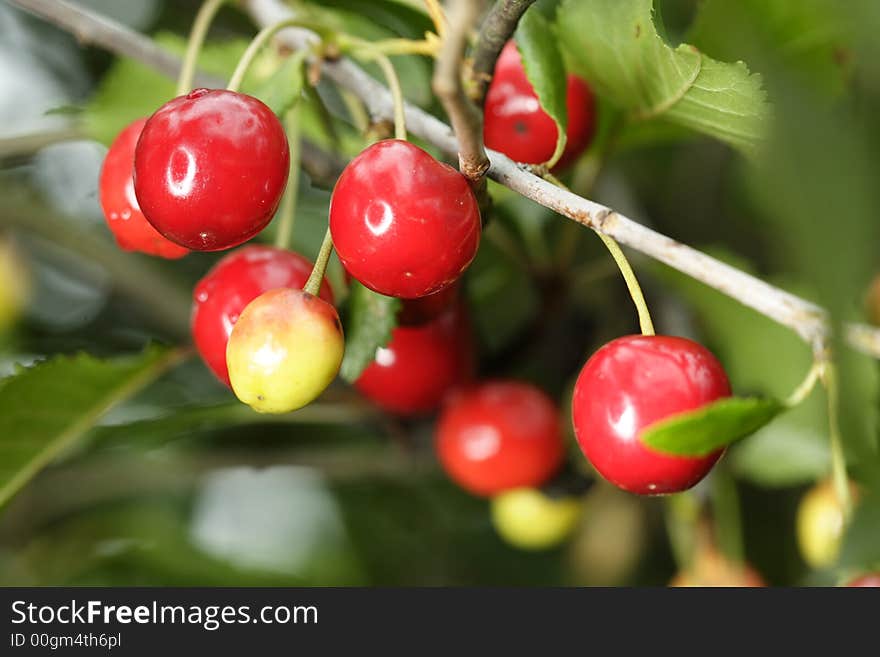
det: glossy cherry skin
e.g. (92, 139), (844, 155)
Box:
(572, 335), (731, 495)
(329, 139), (481, 299)
(192, 245), (334, 386)
(436, 380), (565, 496)
(227, 288), (344, 413)
(99, 119), (189, 258)
(133, 89), (289, 251)
(355, 301), (474, 416)
(846, 573), (880, 587)
(484, 41), (596, 169)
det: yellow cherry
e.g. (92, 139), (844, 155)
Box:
(490, 487), (582, 551)
(227, 288), (344, 413)
(796, 478), (856, 569)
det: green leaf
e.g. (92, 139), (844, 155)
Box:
(641, 396), (784, 457)
(556, 0), (769, 153)
(515, 9), (568, 166)
(648, 249), (831, 486)
(688, 0), (851, 97)
(339, 281), (400, 383)
(248, 49), (308, 117)
(0, 346), (182, 507)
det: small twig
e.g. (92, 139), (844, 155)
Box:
(468, 0), (537, 105)
(431, 0), (490, 182)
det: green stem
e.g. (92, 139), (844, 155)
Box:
(275, 105), (302, 250)
(821, 361), (853, 520)
(371, 53), (407, 140)
(304, 228), (334, 296)
(785, 360), (822, 407)
(177, 0), (226, 95)
(710, 465), (744, 565)
(545, 172), (654, 335)
(227, 18), (316, 92)
(595, 232), (655, 336)
(341, 36), (407, 140)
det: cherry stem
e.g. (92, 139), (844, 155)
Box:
(368, 54), (407, 140)
(340, 36), (407, 140)
(304, 228), (334, 297)
(784, 360), (822, 407)
(544, 173), (654, 335)
(177, 0), (226, 96)
(368, 36), (442, 57)
(820, 360), (853, 520)
(422, 0), (447, 38)
(227, 17), (316, 93)
(275, 104), (302, 251)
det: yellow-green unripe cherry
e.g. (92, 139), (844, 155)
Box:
(490, 487), (582, 551)
(226, 288), (344, 413)
(796, 479), (856, 569)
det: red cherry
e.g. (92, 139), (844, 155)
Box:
(133, 89), (289, 251)
(98, 119), (189, 259)
(355, 301), (475, 416)
(572, 335), (731, 495)
(397, 282), (460, 326)
(191, 245), (333, 385)
(484, 41), (596, 169)
(329, 139), (481, 299)
(435, 380), (564, 496)
(846, 573), (880, 587)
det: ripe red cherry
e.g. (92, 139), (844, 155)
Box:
(355, 301), (474, 416)
(484, 41), (595, 169)
(134, 89), (289, 251)
(435, 380), (564, 496)
(846, 573), (880, 587)
(98, 118), (189, 259)
(572, 335), (731, 495)
(329, 139), (481, 299)
(192, 245), (333, 385)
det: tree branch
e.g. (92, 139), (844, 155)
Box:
(13, 0), (880, 361)
(431, 0), (490, 181)
(469, 0), (537, 105)
(7, 0), (342, 189)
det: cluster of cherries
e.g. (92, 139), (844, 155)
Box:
(96, 40), (747, 531)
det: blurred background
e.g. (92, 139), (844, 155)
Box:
(0, 0), (878, 586)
